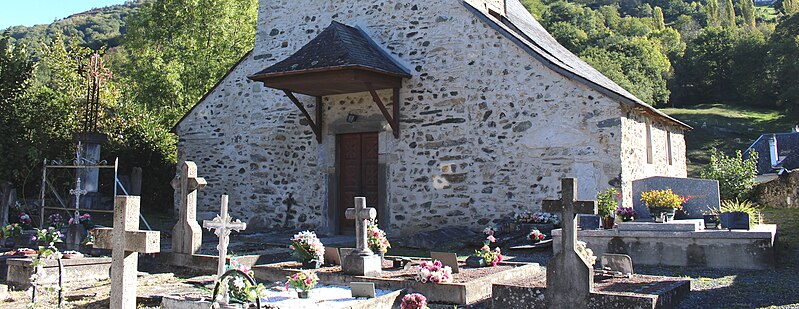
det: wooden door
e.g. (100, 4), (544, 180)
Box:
(337, 132), (379, 234)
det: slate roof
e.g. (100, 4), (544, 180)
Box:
(464, 0), (691, 129)
(745, 132), (799, 174)
(251, 21), (411, 79)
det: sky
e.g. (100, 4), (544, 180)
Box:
(0, 0), (129, 29)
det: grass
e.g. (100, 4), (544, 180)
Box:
(660, 104), (794, 176)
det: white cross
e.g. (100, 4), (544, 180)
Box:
(69, 177), (88, 218)
(203, 195), (247, 278)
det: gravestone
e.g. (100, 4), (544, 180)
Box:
(342, 197), (381, 276)
(203, 195), (247, 278)
(171, 161), (207, 255)
(542, 178), (597, 308)
(431, 252), (460, 273)
(578, 215), (601, 230)
(632, 176), (720, 220)
(93, 196), (160, 309)
(600, 254), (633, 276)
(720, 212), (750, 230)
(324, 247), (342, 266)
(130, 167), (142, 196)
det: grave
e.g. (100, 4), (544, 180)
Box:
(342, 197), (381, 276)
(202, 194), (247, 278)
(5, 256), (112, 290)
(632, 176), (720, 219)
(492, 178), (690, 308)
(171, 161), (206, 256)
(94, 196), (160, 309)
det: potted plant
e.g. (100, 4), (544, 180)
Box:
(285, 270), (318, 299)
(597, 188), (619, 229)
(289, 231), (325, 269)
(366, 220), (390, 259)
(719, 199), (759, 230)
(467, 227), (502, 267)
(615, 207), (637, 222)
(527, 228), (546, 243)
(1, 223), (23, 247)
(703, 209), (720, 229)
(640, 189), (684, 222)
(414, 260), (453, 284)
(401, 293), (431, 309)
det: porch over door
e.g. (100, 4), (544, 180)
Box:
(337, 132), (379, 235)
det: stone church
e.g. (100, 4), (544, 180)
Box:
(173, 0), (690, 236)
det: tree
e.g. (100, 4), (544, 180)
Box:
(776, 0), (799, 15)
(721, 0), (737, 28)
(770, 14), (799, 110)
(672, 27), (736, 103)
(740, 0), (756, 29)
(701, 149), (759, 201)
(654, 6), (666, 30)
(706, 0), (721, 27)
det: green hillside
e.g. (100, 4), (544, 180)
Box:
(2, 1), (141, 50)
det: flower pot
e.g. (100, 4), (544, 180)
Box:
(720, 212), (750, 230)
(297, 290), (311, 299)
(703, 214), (720, 229)
(301, 259), (322, 269)
(650, 207), (676, 222)
(602, 216), (615, 229)
(466, 256), (487, 268)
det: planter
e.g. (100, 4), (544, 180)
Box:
(602, 216), (615, 229)
(465, 256), (487, 268)
(297, 290), (311, 299)
(650, 207), (677, 222)
(720, 212), (750, 230)
(703, 215), (720, 229)
(301, 259), (322, 269)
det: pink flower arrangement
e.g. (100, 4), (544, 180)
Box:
(527, 228), (546, 242)
(289, 231), (325, 264)
(615, 207), (637, 221)
(367, 220), (391, 254)
(19, 213), (31, 225)
(414, 260), (453, 284)
(401, 293), (430, 309)
(285, 270), (319, 291)
(472, 226), (503, 266)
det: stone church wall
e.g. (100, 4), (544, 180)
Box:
(176, 0), (685, 236)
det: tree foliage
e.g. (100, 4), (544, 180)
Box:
(701, 149), (759, 201)
(740, 0), (757, 29)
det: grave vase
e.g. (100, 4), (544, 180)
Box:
(602, 216), (615, 229)
(301, 259), (322, 269)
(466, 255), (488, 268)
(649, 207), (676, 222)
(297, 289), (311, 299)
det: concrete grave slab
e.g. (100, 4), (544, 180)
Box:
(633, 177), (720, 220)
(617, 219), (704, 232)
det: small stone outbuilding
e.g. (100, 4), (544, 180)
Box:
(173, 0), (690, 236)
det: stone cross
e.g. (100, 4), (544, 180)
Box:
(345, 197), (377, 256)
(171, 161), (206, 255)
(93, 196), (160, 309)
(542, 178), (597, 308)
(203, 195), (247, 278)
(342, 197), (381, 276)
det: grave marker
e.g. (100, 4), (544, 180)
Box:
(632, 176), (720, 219)
(542, 178), (597, 308)
(324, 247), (342, 266)
(203, 195), (246, 278)
(601, 254), (633, 276)
(171, 161), (206, 255)
(341, 197), (381, 276)
(431, 252), (460, 273)
(93, 196), (160, 309)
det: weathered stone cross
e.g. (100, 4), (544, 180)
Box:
(94, 196), (160, 309)
(203, 195), (247, 278)
(170, 161), (206, 255)
(542, 178), (597, 308)
(342, 197), (381, 276)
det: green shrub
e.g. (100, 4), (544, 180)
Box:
(596, 188), (619, 217)
(720, 199), (760, 226)
(700, 149), (759, 201)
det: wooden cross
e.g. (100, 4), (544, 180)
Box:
(170, 161), (206, 255)
(203, 195), (247, 278)
(542, 178), (596, 256)
(345, 197), (377, 255)
(93, 196), (160, 309)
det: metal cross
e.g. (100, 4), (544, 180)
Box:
(345, 197), (377, 256)
(203, 195), (247, 278)
(69, 177), (89, 218)
(542, 178), (596, 254)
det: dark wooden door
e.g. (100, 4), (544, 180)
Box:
(337, 132), (379, 234)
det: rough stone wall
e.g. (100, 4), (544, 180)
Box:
(752, 169), (799, 208)
(620, 108), (688, 209)
(175, 0), (683, 236)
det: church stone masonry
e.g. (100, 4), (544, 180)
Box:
(173, 0), (690, 236)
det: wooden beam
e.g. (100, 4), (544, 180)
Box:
(316, 96), (323, 143)
(392, 87), (400, 138)
(367, 83), (399, 139)
(283, 90), (322, 143)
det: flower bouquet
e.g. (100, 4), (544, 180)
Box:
(527, 228), (546, 243)
(69, 213), (95, 229)
(48, 213), (65, 229)
(401, 293), (430, 309)
(224, 259), (267, 304)
(640, 189), (684, 222)
(616, 207), (637, 222)
(367, 220), (390, 257)
(286, 270), (319, 299)
(414, 260), (453, 284)
(467, 227), (502, 267)
(289, 231), (325, 269)
(2, 223), (23, 246)
(576, 240), (597, 266)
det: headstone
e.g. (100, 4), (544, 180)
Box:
(601, 254), (633, 275)
(617, 219), (704, 232)
(350, 282), (376, 298)
(171, 161), (207, 255)
(130, 167), (142, 196)
(341, 197), (381, 276)
(324, 247), (342, 266)
(430, 252), (460, 273)
(542, 178), (597, 308)
(578, 215), (601, 230)
(202, 195), (247, 278)
(93, 196), (160, 309)
(632, 177), (720, 220)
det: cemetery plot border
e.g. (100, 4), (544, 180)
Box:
(161, 286), (403, 309)
(253, 260), (542, 305)
(5, 257), (111, 290)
